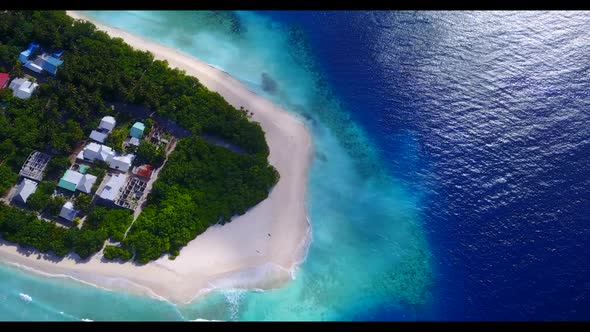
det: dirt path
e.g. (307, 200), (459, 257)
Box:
(123, 138), (178, 240)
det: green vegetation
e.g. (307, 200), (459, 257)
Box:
(45, 156), (72, 181)
(105, 126), (128, 153)
(125, 137), (279, 263)
(45, 195), (66, 217)
(25, 181), (56, 212)
(74, 193), (92, 214)
(87, 166), (106, 193)
(0, 202), (133, 259)
(0, 164), (17, 196)
(85, 206), (133, 242)
(135, 141), (165, 168)
(103, 245), (133, 262)
(0, 11), (278, 263)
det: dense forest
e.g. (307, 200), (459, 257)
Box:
(0, 11), (279, 263)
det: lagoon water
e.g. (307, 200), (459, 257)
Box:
(1, 11), (589, 321)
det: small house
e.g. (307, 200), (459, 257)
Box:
(110, 154), (134, 172)
(9, 78), (38, 99)
(59, 201), (77, 221)
(99, 116), (116, 132)
(129, 122), (145, 138)
(58, 170), (96, 194)
(58, 170), (83, 192)
(80, 142), (115, 163)
(90, 130), (108, 143)
(134, 164), (154, 179)
(99, 173), (128, 201)
(0, 73), (9, 89)
(12, 178), (38, 203)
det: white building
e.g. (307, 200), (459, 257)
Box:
(9, 78), (38, 99)
(110, 155), (134, 172)
(89, 130), (108, 143)
(79, 142), (115, 163)
(58, 170), (97, 194)
(59, 201), (78, 221)
(78, 142), (134, 172)
(99, 173), (128, 201)
(13, 178), (38, 203)
(99, 116), (116, 132)
(77, 174), (98, 194)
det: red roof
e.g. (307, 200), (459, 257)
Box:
(136, 164), (153, 178)
(0, 73), (9, 89)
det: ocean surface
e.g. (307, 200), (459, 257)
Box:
(1, 11), (589, 321)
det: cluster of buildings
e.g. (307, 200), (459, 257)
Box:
(76, 116), (144, 172)
(55, 115), (151, 218)
(0, 42), (65, 100)
(0, 72), (38, 100)
(11, 151), (51, 204)
(19, 43), (64, 76)
(10, 115), (151, 222)
(4, 43), (162, 225)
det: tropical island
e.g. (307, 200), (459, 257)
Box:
(0, 11), (312, 302)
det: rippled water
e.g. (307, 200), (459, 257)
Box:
(1, 11), (588, 321)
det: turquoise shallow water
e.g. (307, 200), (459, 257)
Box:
(0, 11), (432, 321)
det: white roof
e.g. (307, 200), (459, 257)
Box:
(99, 174), (128, 201)
(19, 81), (38, 93)
(83, 142), (115, 162)
(9, 78), (27, 90)
(59, 201), (77, 221)
(63, 170), (84, 185)
(101, 116), (116, 124)
(85, 142), (101, 154)
(99, 116), (116, 131)
(112, 154), (133, 164)
(90, 130), (108, 143)
(129, 137), (140, 146)
(109, 154), (134, 172)
(100, 145), (115, 162)
(76, 174), (97, 194)
(14, 178), (38, 203)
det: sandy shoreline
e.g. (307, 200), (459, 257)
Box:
(0, 11), (313, 304)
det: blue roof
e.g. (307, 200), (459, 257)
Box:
(132, 122), (145, 130)
(45, 56), (64, 67)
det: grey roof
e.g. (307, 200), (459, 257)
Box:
(99, 174), (128, 201)
(13, 178), (38, 203)
(76, 174), (97, 194)
(90, 130), (108, 143)
(59, 201), (77, 221)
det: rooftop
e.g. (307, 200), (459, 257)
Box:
(13, 178), (38, 203)
(0, 73), (9, 88)
(58, 170), (84, 192)
(59, 201), (77, 221)
(99, 173), (128, 201)
(90, 130), (108, 143)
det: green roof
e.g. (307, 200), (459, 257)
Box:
(132, 122), (145, 131)
(130, 122), (145, 138)
(79, 164), (90, 174)
(58, 178), (77, 192)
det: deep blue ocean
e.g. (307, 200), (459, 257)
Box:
(0, 11), (588, 321)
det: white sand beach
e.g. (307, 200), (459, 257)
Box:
(0, 11), (313, 304)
